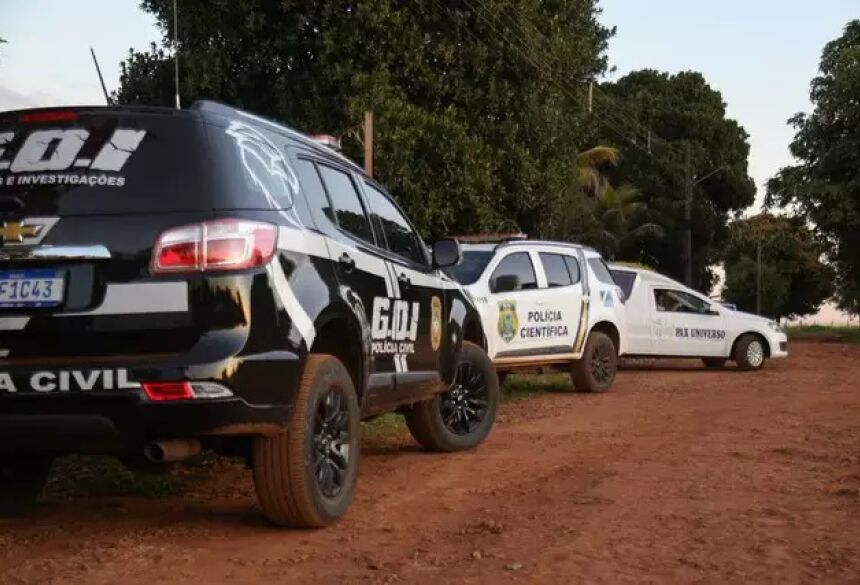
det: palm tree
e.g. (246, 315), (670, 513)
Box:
(584, 184), (664, 260)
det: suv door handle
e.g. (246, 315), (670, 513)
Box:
(338, 253), (355, 273)
(397, 272), (411, 289)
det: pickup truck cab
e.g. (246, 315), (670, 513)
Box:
(449, 240), (627, 392)
(610, 264), (788, 370)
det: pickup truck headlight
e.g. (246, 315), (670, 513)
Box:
(768, 321), (783, 333)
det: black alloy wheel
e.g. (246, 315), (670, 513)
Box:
(440, 359), (490, 436)
(591, 341), (614, 385)
(313, 388), (352, 498)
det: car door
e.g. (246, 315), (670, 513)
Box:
(293, 158), (398, 386)
(532, 251), (582, 353)
(361, 181), (443, 392)
(650, 287), (728, 356)
(482, 250), (545, 358)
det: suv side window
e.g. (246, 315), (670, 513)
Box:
(654, 288), (712, 314)
(490, 252), (537, 292)
(317, 164), (374, 244)
(563, 255), (582, 284)
(539, 253), (572, 288)
(363, 183), (426, 265)
(588, 257), (615, 285)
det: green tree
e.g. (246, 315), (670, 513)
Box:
(598, 70), (756, 291)
(766, 20), (860, 314)
(115, 0), (612, 239)
(722, 214), (833, 319)
(557, 145), (662, 260)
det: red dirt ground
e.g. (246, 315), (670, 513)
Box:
(1, 341), (858, 584)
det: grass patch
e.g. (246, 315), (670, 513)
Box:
(785, 324), (860, 344)
(362, 412), (408, 439)
(502, 373), (571, 401)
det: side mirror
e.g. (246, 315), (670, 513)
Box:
(705, 307), (720, 316)
(432, 238), (462, 268)
(492, 274), (521, 293)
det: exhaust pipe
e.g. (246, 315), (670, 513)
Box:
(143, 439), (201, 463)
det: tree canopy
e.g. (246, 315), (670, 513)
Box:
(116, 0), (613, 239)
(722, 214), (833, 319)
(767, 20), (860, 314)
(598, 70), (756, 291)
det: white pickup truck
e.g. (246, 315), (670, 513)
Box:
(609, 264), (788, 370)
(449, 240), (627, 392)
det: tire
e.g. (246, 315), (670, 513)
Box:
(252, 353), (360, 528)
(702, 358), (727, 369)
(405, 341), (499, 452)
(734, 334), (768, 371)
(571, 331), (618, 393)
(0, 457), (52, 515)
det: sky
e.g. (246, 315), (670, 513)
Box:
(1, 0), (855, 206)
(599, 0), (858, 209)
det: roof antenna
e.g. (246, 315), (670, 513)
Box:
(89, 47), (111, 105)
(173, 0), (181, 109)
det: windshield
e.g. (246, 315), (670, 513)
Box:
(447, 250), (494, 284)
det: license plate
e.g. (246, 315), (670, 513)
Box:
(0, 269), (64, 308)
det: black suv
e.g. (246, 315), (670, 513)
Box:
(0, 102), (498, 527)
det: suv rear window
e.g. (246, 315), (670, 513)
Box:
(0, 110), (214, 215)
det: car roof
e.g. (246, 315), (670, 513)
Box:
(460, 239), (599, 255)
(191, 100), (364, 173)
(0, 101), (365, 175)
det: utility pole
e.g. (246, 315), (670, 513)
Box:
(684, 144), (693, 286)
(684, 144), (727, 288)
(587, 82), (593, 114)
(363, 111), (373, 177)
(756, 240), (762, 314)
(173, 0), (181, 110)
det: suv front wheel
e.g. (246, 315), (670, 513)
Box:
(252, 354), (360, 528)
(0, 457), (53, 515)
(405, 341), (499, 452)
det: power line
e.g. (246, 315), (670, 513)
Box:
(460, 0), (669, 170)
(468, 0), (675, 168)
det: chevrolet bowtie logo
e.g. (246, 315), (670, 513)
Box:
(0, 222), (43, 244)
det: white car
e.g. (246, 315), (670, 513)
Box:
(609, 264), (788, 370)
(449, 240), (627, 392)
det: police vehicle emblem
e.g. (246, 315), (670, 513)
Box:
(431, 296), (442, 351)
(497, 300), (518, 343)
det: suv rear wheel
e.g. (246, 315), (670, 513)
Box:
(571, 331), (617, 393)
(0, 457), (53, 515)
(252, 354), (360, 528)
(405, 341), (499, 452)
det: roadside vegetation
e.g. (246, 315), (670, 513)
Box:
(785, 325), (860, 344)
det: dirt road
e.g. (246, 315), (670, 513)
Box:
(1, 342), (859, 584)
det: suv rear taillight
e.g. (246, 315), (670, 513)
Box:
(151, 219), (277, 275)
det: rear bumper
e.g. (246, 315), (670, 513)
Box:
(0, 350), (301, 455)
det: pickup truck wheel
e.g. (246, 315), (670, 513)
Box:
(252, 354), (360, 528)
(702, 358), (727, 369)
(734, 334), (767, 371)
(0, 457), (52, 515)
(405, 341), (499, 452)
(571, 331), (617, 393)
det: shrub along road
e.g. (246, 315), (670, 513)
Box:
(1, 342), (858, 584)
